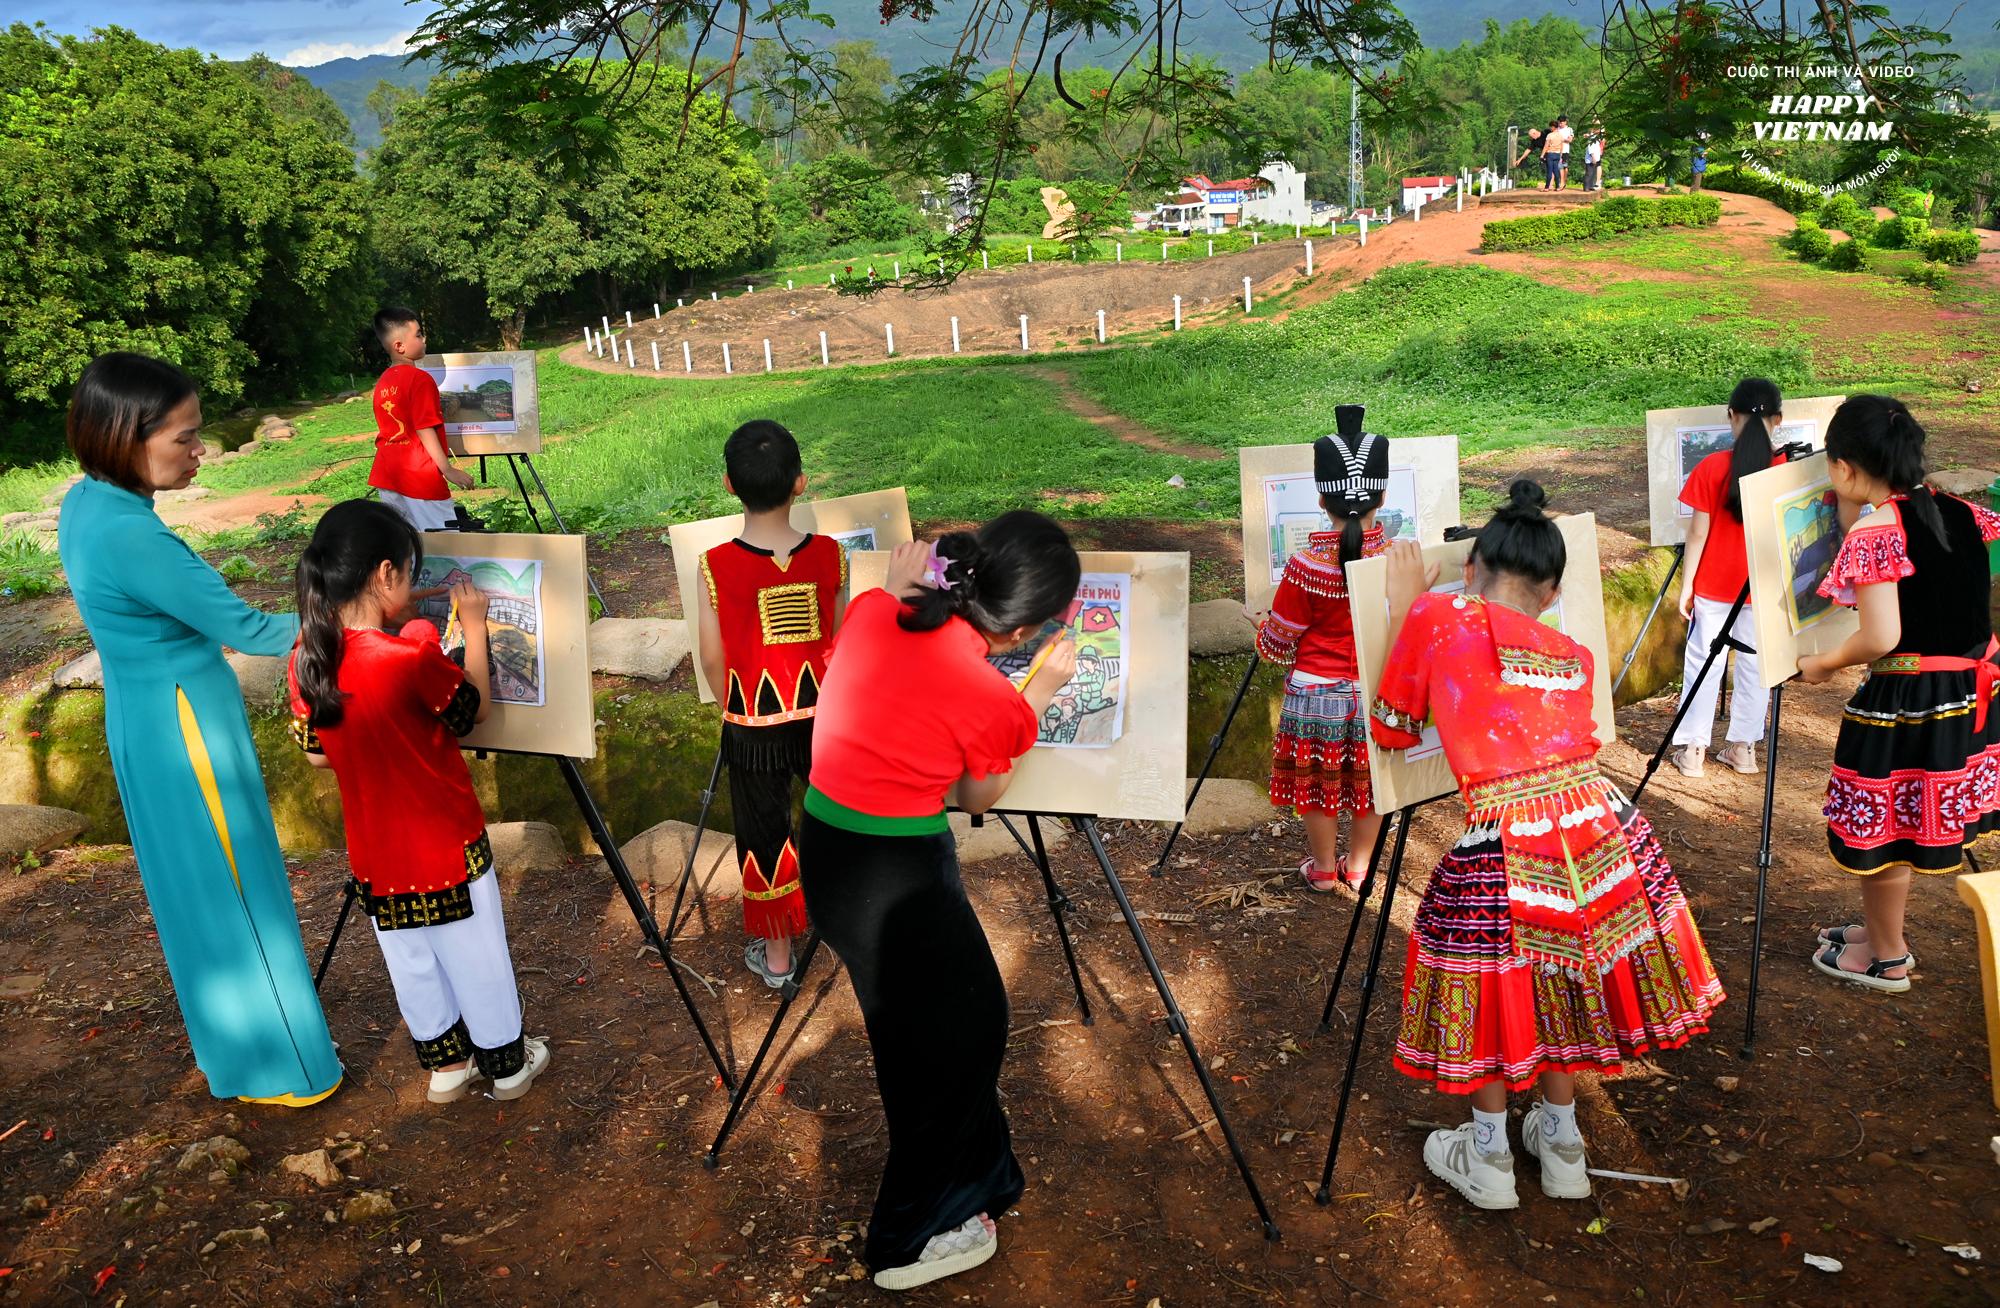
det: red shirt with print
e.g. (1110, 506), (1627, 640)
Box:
(809, 588), (1039, 817)
(1681, 448), (1788, 603)
(368, 363), (450, 501)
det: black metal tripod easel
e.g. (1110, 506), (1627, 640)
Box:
(471, 452), (607, 613)
(700, 809), (1282, 1242)
(1612, 544), (1683, 697)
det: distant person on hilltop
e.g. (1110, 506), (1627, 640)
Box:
(1583, 127), (1605, 192)
(1511, 125), (1546, 178)
(1552, 115), (1575, 191)
(1691, 145), (1708, 192)
(1538, 120), (1562, 190)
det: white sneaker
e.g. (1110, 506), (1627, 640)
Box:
(1668, 744), (1704, 778)
(490, 1036), (551, 1101)
(1714, 741), (1758, 775)
(1520, 1104), (1593, 1199)
(872, 1215), (997, 1291)
(426, 1062), (483, 1104)
(1422, 1123), (1519, 1210)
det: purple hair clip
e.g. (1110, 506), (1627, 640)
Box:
(923, 540), (956, 590)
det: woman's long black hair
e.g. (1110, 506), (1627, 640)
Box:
(1824, 394), (1948, 549)
(295, 500), (424, 727)
(1471, 478), (1566, 585)
(899, 510), (1082, 636)
(1722, 377), (1784, 519)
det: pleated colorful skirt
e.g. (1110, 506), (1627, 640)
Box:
(1270, 675), (1372, 816)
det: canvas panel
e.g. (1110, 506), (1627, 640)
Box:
(418, 351), (543, 457)
(1643, 394), (1846, 546)
(1740, 453), (1859, 690)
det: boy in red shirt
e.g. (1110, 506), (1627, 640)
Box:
(693, 420), (847, 987)
(369, 306), (474, 532)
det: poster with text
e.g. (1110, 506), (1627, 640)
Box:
(989, 572), (1129, 748)
(1260, 466), (1419, 585)
(415, 555), (548, 706)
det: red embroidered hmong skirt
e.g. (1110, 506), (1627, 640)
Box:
(1270, 675), (1371, 816)
(1394, 763), (1725, 1094)
(1825, 659), (2000, 874)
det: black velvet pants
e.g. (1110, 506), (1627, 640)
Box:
(799, 812), (1025, 1270)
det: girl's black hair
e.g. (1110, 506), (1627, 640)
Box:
(1722, 377), (1783, 519)
(1824, 394), (1948, 549)
(899, 510), (1082, 637)
(1320, 490), (1387, 567)
(295, 500), (424, 727)
(1471, 478), (1565, 586)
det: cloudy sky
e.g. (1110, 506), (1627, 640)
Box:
(13, 0), (434, 65)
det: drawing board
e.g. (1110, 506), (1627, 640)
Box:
(848, 550), (1190, 822)
(1239, 435), (1461, 616)
(1644, 395), (1846, 546)
(669, 488), (914, 703)
(1348, 513), (1615, 812)
(1740, 454), (1858, 690)
(418, 351), (542, 457)
(414, 530), (595, 758)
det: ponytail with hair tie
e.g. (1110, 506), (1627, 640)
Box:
(897, 512), (1079, 637)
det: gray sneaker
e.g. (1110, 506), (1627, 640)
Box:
(1520, 1103), (1592, 1199)
(1668, 744), (1705, 777)
(744, 937), (794, 990)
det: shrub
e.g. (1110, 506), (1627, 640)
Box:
(1783, 219), (1832, 262)
(1701, 163), (1819, 215)
(1871, 215), (1928, 250)
(1814, 192), (1877, 242)
(1825, 239), (1870, 272)
(1480, 194), (1720, 252)
(1901, 261), (1951, 290)
(1880, 185), (1932, 220)
(1922, 228), (1981, 265)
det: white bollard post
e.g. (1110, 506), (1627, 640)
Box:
(1162, 242), (1169, 262)
(1096, 309), (1106, 343)
(1457, 186), (1463, 212)
(1252, 232), (1260, 245)
(625, 310), (633, 329)
(950, 317), (960, 353)
(1305, 240), (1314, 276)
(1173, 295), (1182, 330)
(1019, 315), (1029, 351)
(677, 297), (684, 308)
(940, 259), (946, 277)
(1026, 242), (1033, 263)
(722, 343), (733, 374)
(1414, 202), (1421, 223)
(583, 327), (593, 352)
(1360, 214), (1369, 246)
(787, 280), (794, 290)
(1116, 242), (1123, 262)
(746, 283), (753, 293)
(819, 331), (829, 366)
(710, 291), (718, 301)
(653, 303), (660, 319)
(651, 342), (661, 371)
(885, 323), (895, 357)
(626, 340), (636, 368)
(982, 251), (989, 270)
(893, 261), (900, 279)
(1295, 222), (1301, 238)
(829, 274), (835, 285)
(683, 341), (692, 373)
(1243, 276), (1252, 312)
(1207, 239), (1213, 257)
(763, 339), (773, 372)
(602, 315), (611, 336)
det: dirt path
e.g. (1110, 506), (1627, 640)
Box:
(1018, 365), (1224, 460)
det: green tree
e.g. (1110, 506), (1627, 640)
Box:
(0, 24), (373, 435)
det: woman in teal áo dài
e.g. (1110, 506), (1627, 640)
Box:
(56, 354), (342, 1107)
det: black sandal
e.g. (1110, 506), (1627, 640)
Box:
(1815, 925), (1915, 967)
(1810, 942), (1913, 993)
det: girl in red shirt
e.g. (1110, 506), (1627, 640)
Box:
(1256, 409), (1390, 890)
(801, 511), (1080, 1292)
(1669, 377), (1785, 778)
(288, 500), (549, 1104)
(1372, 481), (1724, 1212)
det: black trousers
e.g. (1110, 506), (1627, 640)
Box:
(799, 812), (1025, 1270)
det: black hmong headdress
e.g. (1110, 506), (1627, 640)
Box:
(1314, 405), (1389, 505)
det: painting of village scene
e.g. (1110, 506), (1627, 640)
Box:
(421, 363), (520, 435)
(414, 555), (547, 706)
(1773, 480), (1842, 632)
(989, 573), (1129, 748)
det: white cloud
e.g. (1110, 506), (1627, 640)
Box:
(278, 30), (416, 67)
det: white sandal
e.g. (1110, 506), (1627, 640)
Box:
(1811, 942), (1912, 994)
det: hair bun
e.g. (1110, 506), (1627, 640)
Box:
(1500, 478), (1549, 518)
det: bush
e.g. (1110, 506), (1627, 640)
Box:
(1783, 219), (1832, 262)
(1901, 261), (1952, 290)
(1814, 193), (1877, 242)
(1922, 228), (1982, 265)
(1701, 163), (1819, 215)
(1480, 194), (1720, 252)
(1880, 185), (1932, 220)
(1825, 239), (1870, 272)
(1871, 215), (1928, 250)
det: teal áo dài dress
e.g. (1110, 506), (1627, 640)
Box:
(58, 476), (342, 1102)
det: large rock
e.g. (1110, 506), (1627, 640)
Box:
(619, 819), (737, 898)
(225, 652), (289, 711)
(153, 485), (212, 505)
(1188, 599), (1257, 657)
(951, 811), (1067, 865)
(1930, 467), (1996, 498)
(40, 475), (83, 508)
(488, 821), (566, 886)
(49, 649), (103, 689)
(588, 618), (690, 681)
(1182, 778), (1271, 836)
(280, 1148), (344, 1189)
(0, 805), (89, 857)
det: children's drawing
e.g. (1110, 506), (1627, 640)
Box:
(827, 526), (878, 559)
(1772, 479), (1841, 632)
(420, 363), (519, 436)
(1674, 425), (1735, 518)
(989, 572), (1129, 748)
(1261, 464), (1419, 584)
(414, 555), (547, 706)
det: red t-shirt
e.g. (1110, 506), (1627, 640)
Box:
(1680, 448), (1787, 603)
(809, 588), (1039, 817)
(286, 624), (488, 896)
(369, 364), (450, 501)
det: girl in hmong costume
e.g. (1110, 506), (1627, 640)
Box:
(1799, 395), (2000, 993)
(1255, 406), (1390, 890)
(1371, 480), (1726, 1210)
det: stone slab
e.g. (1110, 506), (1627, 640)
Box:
(588, 618), (691, 681)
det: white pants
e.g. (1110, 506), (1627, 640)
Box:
(378, 489), (459, 533)
(1672, 595), (1768, 748)
(371, 873), (522, 1056)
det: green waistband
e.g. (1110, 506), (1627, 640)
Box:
(804, 787), (949, 836)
